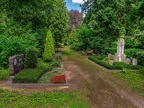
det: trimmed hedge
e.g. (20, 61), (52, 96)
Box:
(13, 59), (52, 83)
(136, 52), (144, 66)
(24, 46), (39, 68)
(88, 56), (140, 70)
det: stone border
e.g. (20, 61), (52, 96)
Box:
(5, 60), (69, 88)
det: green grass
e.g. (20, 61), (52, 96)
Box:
(38, 71), (63, 84)
(110, 70), (144, 95)
(13, 59), (52, 83)
(0, 69), (9, 81)
(0, 89), (89, 108)
(61, 46), (75, 55)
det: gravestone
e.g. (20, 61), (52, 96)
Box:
(9, 55), (24, 75)
(114, 38), (126, 62)
(132, 59), (137, 65)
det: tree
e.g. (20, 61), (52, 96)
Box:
(68, 10), (83, 32)
(42, 30), (55, 62)
(49, 0), (68, 48)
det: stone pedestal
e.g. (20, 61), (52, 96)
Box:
(9, 55), (24, 75)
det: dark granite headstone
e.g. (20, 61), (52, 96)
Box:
(9, 55), (24, 75)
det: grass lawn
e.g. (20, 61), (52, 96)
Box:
(38, 71), (64, 84)
(109, 70), (144, 95)
(0, 89), (89, 108)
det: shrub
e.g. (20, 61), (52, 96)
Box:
(139, 68), (144, 76)
(52, 61), (61, 67)
(0, 69), (9, 81)
(124, 49), (140, 58)
(24, 46), (39, 68)
(51, 75), (66, 83)
(13, 59), (52, 83)
(104, 48), (116, 55)
(42, 30), (55, 62)
(136, 52), (144, 66)
(88, 56), (140, 70)
(95, 55), (106, 60)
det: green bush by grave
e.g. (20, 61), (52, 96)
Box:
(104, 48), (116, 55)
(42, 30), (55, 62)
(88, 56), (140, 70)
(13, 59), (52, 83)
(0, 68), (9, 81)
(136, 52), (144, 66)
(24, 46), (39, 68)
(124, 49), (140, 58)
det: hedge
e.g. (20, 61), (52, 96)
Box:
(136, 52), (144, 66)
(13, 59), (52, 83)
(88, 56), (140, 70)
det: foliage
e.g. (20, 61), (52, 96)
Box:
(89, 56), (140, 70)
(50, 0), (68, 48)
(38, 71), (63, 84)
(124, 49), (140, 58)
(52, 61), (61, 67)
(24, 46), (39, 68)
(68, 9), (83, 32)
(0, 69), (9, 81)
(136, 52), (144, 66)
(42, 30), (55, 62)
(13, 59), (52, 83)
(0, 27), (36, 68)
(110, 71), (144, 95)
(104, 48), (116, 55)
(51, 75), (66, 83)
(80, 0), (144, 51)
(0, 89), (89, 108)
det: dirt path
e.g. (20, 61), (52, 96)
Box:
(63, 52), (144, 108)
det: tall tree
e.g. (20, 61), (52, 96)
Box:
(68, 10), (83, 32)
(49, 0), (68, 47)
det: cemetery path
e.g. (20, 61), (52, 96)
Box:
(63, 53), (144, 108)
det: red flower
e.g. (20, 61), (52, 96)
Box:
(51, 75), (66, 83)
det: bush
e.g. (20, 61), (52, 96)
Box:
(42, 30), (55, 62)
(0, 69), (9, 81)
(139, 68), (144, 76)
(124, 49), (140, 58)
(136, 52), (144, 66)
(104, 48), (116, 55)
(88, 56), (140, 70)
(13, 59), (52, 83)
(24, 46), (39, 68)
(94, 55), (106, 60)
(52, 61), (61, 67)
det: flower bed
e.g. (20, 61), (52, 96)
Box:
(51, 75), (66, 83)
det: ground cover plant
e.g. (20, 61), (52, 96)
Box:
(13, 59), (52, 83)
(38, 71), (63, 84)
(109, 69), (144, 95)
(88, 56), (141, 70)
(0, 89), (89, 108)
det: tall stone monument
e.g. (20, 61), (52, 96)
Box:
(114, 38), (126, 62)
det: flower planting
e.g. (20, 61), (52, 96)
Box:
(51, 75), (66, 84)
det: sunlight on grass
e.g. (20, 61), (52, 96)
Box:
(110, 71), (144, 95)
(0, 89), (90, 108)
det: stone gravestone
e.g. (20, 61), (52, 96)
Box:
(114, 38), (126, 62)
(132, 59), (137, 65)
(9, 55), (24, 75)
